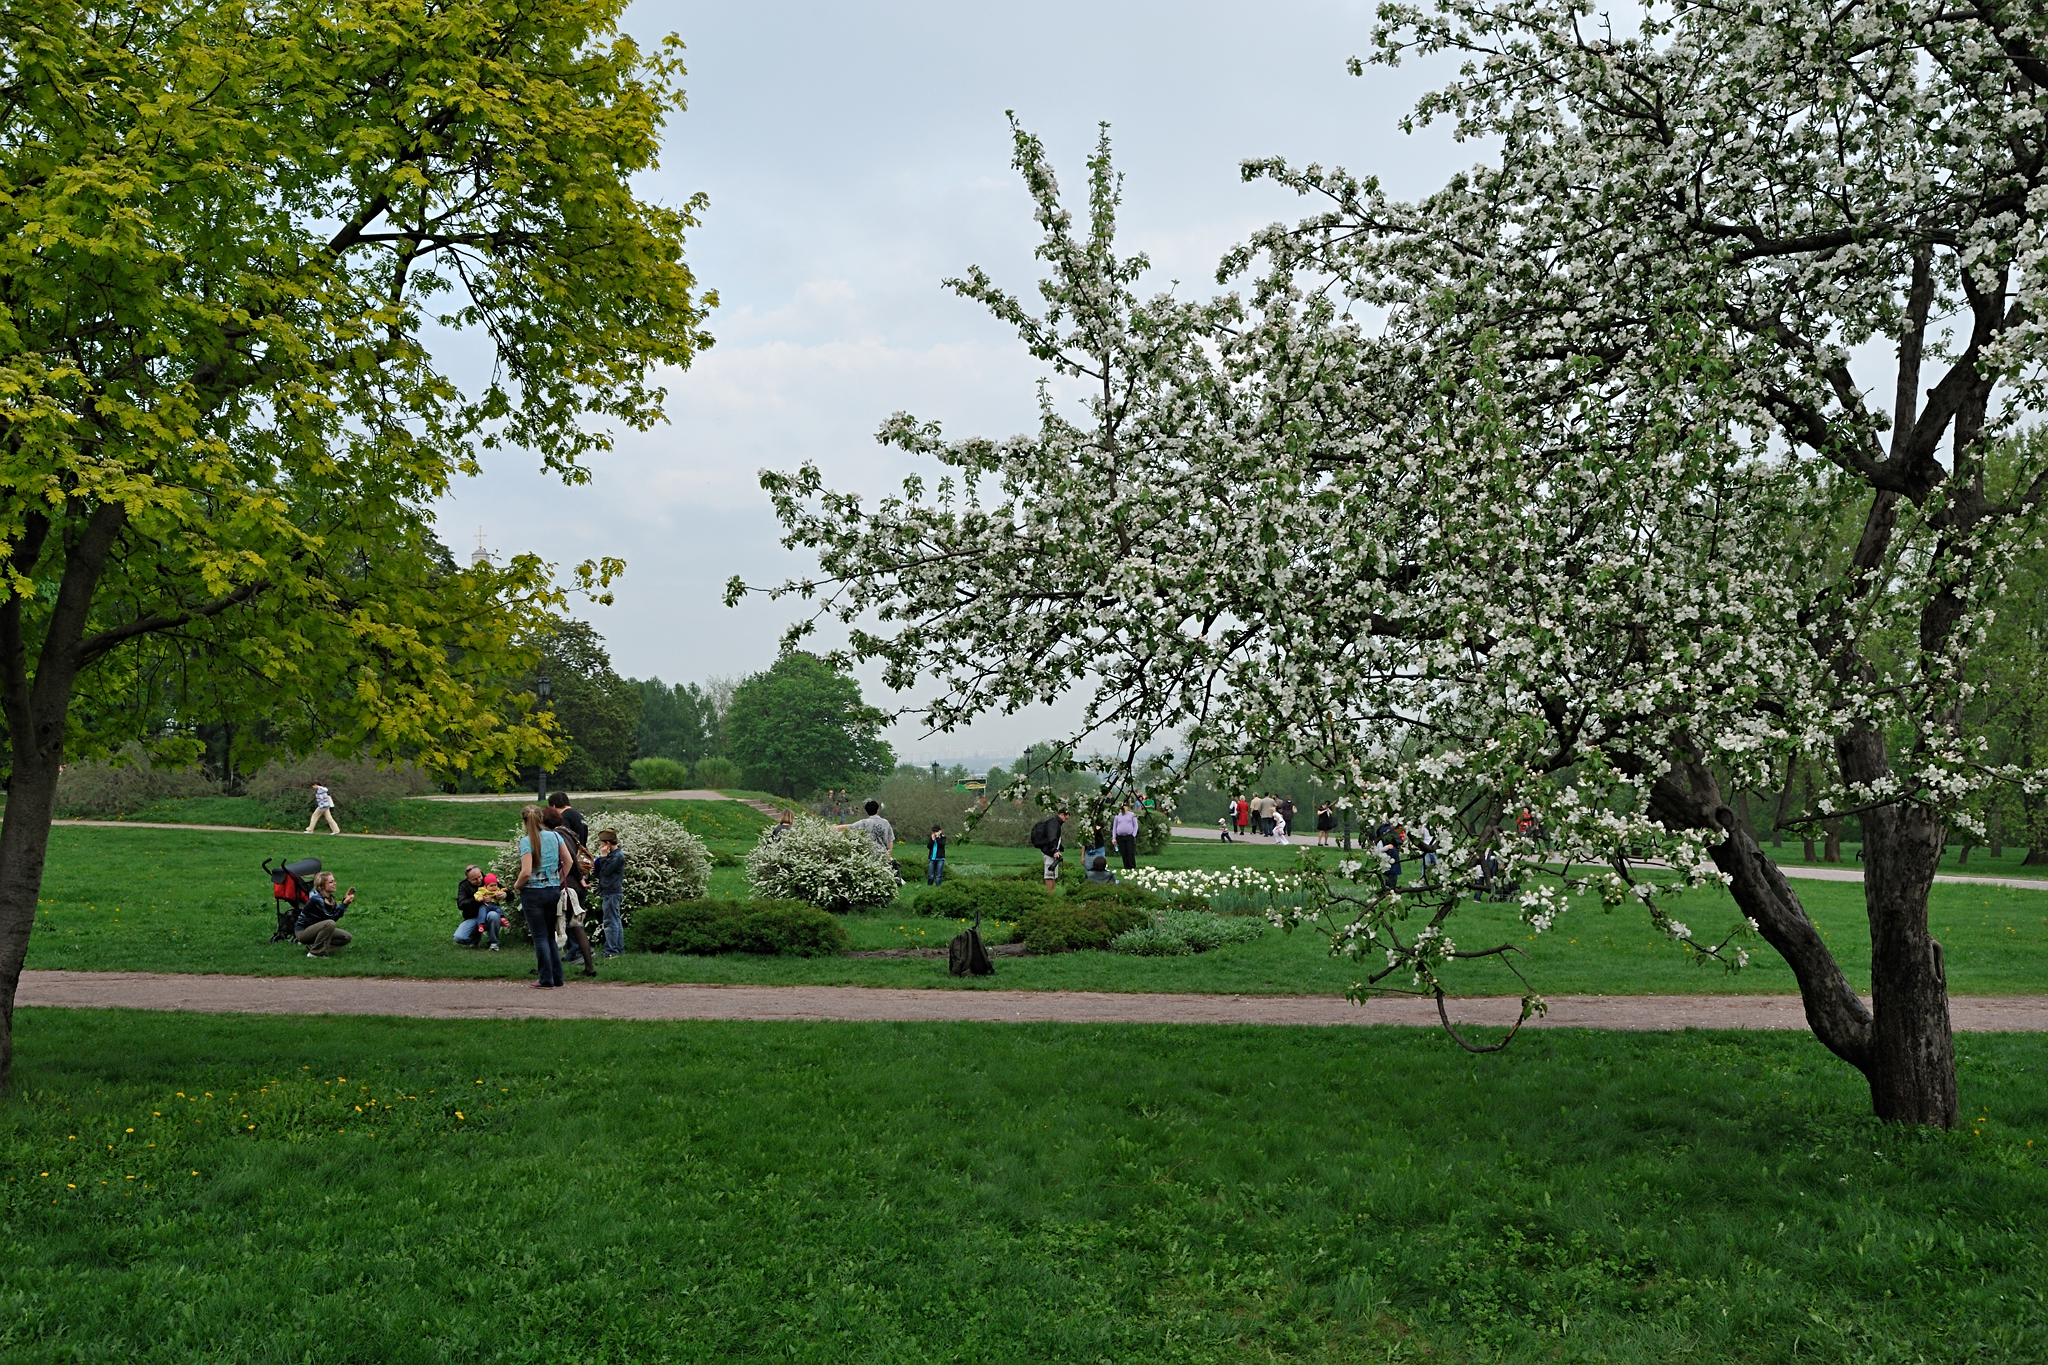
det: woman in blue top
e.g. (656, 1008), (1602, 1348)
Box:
(515, 804), (570, 987)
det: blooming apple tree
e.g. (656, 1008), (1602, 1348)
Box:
(746, 0), (2048, 1127)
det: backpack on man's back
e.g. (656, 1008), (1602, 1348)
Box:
(1029, 815), (1062, 853)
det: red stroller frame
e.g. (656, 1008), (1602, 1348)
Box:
(264, 856), (322, 942)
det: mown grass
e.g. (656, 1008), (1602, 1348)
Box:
(23, 826), (2048, 996)
(2, 1009), (2044, 1363)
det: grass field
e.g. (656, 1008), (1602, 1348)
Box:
(22, 825), (2048, 996)
(2, 1008), (2043, 1363)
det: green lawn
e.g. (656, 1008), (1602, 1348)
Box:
(3, 1008), (2044, 1363)
(23, 826), (2048, 995)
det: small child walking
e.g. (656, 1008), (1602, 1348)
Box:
(306, 781), (340, 834)
(926, 825), (946, 886)
(593, 828), (627, 959)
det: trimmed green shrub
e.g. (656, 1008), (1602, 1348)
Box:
(1068, 882), (1161, 911)
(1009, 901), (1152, 953)
(1110, 910), (1266, 956)
(629, 756), (691, 790)
(630, 899), (847, 956)
(915, 878), (1051, 921)
(692, 756), (742, 789)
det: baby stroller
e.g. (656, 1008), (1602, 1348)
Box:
(264, 856), (322, 942)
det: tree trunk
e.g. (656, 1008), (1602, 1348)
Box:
(0, 502), (127, 1091)
(0, 754), (61, 1090)
(1654, 759), (1956, 1128)
(1822, 819), (1843, 863)
(1857, 802), (1958, 1126)
(1956, 844), (1971, 867)
(2024, 846), (2048, 866)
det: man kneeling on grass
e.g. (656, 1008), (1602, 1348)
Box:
(297, 873), (355, 958)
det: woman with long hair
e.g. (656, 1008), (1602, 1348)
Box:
(514, 804), (568, 988)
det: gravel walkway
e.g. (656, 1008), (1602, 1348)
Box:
(16, 970), (2048, 1031)
(53, 820), (501, 848)
(1170, 827), (2048, 892)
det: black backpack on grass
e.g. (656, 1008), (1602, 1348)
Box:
(948, 926), (994, 977)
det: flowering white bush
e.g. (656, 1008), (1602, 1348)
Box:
(491, 810), (711, 936)
(745, 817), (898, 912)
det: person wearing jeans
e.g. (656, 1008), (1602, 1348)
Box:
(515, 805), (568, 988)
(592, 829), (626, 958)
(926, 825), (946, 886)
(295, 874), (354, 957)
(1112, 802), (1141, 871)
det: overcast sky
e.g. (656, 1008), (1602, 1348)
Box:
(430, 0), (1470, 765)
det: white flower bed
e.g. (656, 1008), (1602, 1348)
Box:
(1125, 867), (1294, 899)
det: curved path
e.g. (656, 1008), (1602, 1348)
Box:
(16, 970), (2048, 1031)
(1171, 827), (2048, 893)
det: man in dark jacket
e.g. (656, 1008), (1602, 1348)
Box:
(592, 829), (627, 958)
(548, 791), (589, 852)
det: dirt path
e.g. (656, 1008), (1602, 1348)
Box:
(17, 970), (2048, 1030)
(53, 820), (500, 847)
(1170, 827), (2048, 892)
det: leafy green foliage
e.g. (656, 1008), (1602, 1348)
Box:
(724, 653), (893, 798)
(629, 898), (847, 957)
(0, 0), (715, 1081)
(632, 677), (726, 765)
(1010, 901), (1152, 953)
(526, 621), (642, 791)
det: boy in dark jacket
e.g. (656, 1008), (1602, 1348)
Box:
(592, 829), (627, 958)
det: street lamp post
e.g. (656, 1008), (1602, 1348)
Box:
(536, 670), (552, 804)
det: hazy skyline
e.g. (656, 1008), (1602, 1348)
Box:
(429, 0), (1470, 763)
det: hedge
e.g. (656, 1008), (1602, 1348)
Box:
(1009, 900), (1153, 953)
(630, 899), (849, 957)
(914, 879), (1052, 921)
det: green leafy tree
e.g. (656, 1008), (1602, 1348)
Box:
(634, 678), (723, 763)
(529, 621), (642, 791)
(724, 653), (893, 798)
(0, 0), (712, 1086)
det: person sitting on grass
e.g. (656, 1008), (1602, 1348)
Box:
(454, 865), (505, 950)
(1085, 854), (1118, 885)
(296, 872), (355, 958)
